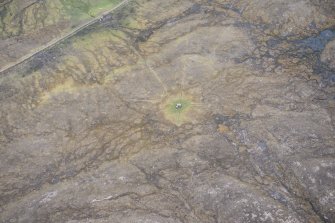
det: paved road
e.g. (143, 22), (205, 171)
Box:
(0, 0), (130, 75)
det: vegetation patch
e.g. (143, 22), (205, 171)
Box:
(160, 93), (196, 126)
(61, 0), (122, 20)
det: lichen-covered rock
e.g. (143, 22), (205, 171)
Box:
(227, 0), (335, 38)
(0, 0), (334, 222)
(321, 39), (335, 70)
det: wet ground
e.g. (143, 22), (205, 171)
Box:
(0, 0), (335, 222)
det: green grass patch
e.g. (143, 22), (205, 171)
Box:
(61, 0), (122, 21)
(160, 94), (194, 126)
(166, 98), (191, 115)
(88, 0), (121, 16)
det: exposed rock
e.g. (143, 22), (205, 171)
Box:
(232, 0), (335, 38)
(0, 0), (334, 222)
(321, 39), (335, 70)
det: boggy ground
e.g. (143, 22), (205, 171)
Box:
(0, 0), (335, 222)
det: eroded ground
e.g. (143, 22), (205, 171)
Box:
(0, 0), (335, 222)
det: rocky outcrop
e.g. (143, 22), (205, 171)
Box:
(0, 0), (334, 222)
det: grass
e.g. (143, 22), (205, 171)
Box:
(61, 0), (122, 21)
(166, 98), (191, 115)
(160, 94), (193, 126)
(88, 0), (121, 16)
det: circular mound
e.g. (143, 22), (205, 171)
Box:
(159, 92), (204, 126)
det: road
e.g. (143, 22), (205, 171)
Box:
(0, 0), (130, 75)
